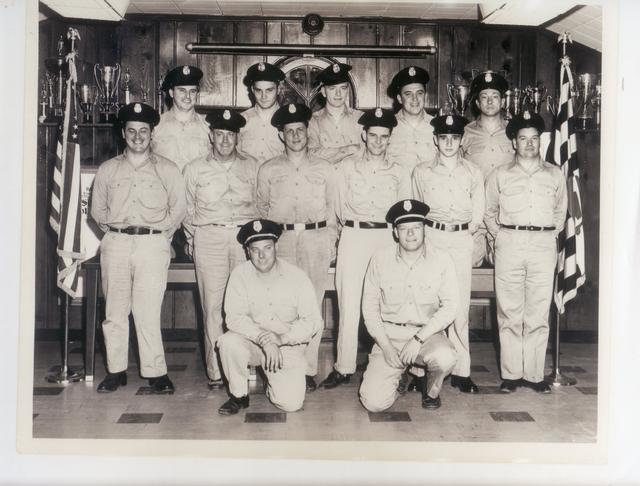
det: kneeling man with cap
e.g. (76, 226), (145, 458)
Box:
(217, 219), (323, 415)
(485, 111), (567, 393)
(359, 200), (458, 411)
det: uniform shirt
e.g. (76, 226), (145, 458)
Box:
(484, 157), (568, 237)
(461, 119), (514, 179)
(224, 259), (323, 345)
(307, 105), (364, 163)
(182, 150), (259, 240)
(151, 109), (211, 172)
(362, 244), (459, 344)
(387, 109), (437, 171)
(90, 152), (187, 237)
(412, 155), (485, 227)
(334, 152), (412, 223)
(256, 152), (337, 243)
(238, 105), (283, 165)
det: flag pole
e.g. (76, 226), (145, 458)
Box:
(46, 27), (84, 385)
(545, 31), (577, 388)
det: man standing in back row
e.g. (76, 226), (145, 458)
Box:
(238, 62), (286, 165)
(485, 111), (567, 394)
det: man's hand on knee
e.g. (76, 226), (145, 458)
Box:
(399, 338), (421, 366)
(262, 343), (283, 373)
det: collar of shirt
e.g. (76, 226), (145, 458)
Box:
(513, 156), (545, 175)
(355, 151), (393, 172)
(318, 105), (354, 120)
(394, 243), (428, 267)
(396, 109), (431, 127)
(250, 104), (280, 122)
(120, 150), (157, 169)
(166, 108), (200, 125)
(249, 258), (286, 280)
(466, 117), (508, 136)
(432, 153), (466, 173)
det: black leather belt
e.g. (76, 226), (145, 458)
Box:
(344, 220), (390, 229)
(281, 221), (327, 231)
(425, 219), (469, 232)
(501, 224), (555, 231)
(208, 222), (244, 228)
(108, 226), (162, 235)
(386, 321), (423, 328)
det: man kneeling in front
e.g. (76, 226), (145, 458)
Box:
(359, 200), (459, 411)
(217, 219), (323, 415)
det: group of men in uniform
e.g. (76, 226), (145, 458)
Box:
(90, 60), (567, 415)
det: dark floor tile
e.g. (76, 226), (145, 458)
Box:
(166, 364), (188, 372)
(577, 386), (598, 395)
(368, 411), (411, 423)
(165, 347), (196, 353)
(471, 365), (489, 373)
(245, 412), (286, 423)
(560, 366), (587, 373)
(136, 387), (175, 395)
(33, 387), (64, 396)
(117, 413), (163, 424)
(490, 411), (535, 422)
(477, 386), (502, 394)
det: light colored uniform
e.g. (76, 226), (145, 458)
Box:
(307, 105), (364, 164)
(461, 118), (514, 266)
(152, 109), (210, 172)
(219, 259), (323, 412)
(412, 155), (484, 377)
(238, 105), (283, 165)
(485, 157), (567, 382)
(91, 152), (186, 377)
(182, 151), (259, 382)
(256, 152), (336, 376)
(387, 109), (437, 174)
(359, 244), (458, 412)
(333, 153), (412, 375)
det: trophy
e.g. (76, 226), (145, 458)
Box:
(122, 67), (132, 105)
(524, 85), (547, 114)
(575, 73), (598, 129)
(503, 89), (513, 119)
(43, 35), (68, 120)
(446, 83), (471, 115)
(78, 84), (95, 123)
(592, 81), (601, 129)
(94, 63), (121, 123)
(504, 88), (525, 119)
(39, 79), (48, 123)
(157, 76), (165, 114)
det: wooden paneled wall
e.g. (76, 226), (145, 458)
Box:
(36, 15), (602, 332)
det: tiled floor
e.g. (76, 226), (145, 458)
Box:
(32, 340), (598, 442)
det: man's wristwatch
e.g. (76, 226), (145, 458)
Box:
(413, 334), (425, 345)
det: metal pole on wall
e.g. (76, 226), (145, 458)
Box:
(546, 309), (576, 386)
(46, 292), (84, 384)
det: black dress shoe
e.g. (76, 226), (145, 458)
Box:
(148, 375), (175, 394)
(450, 375), (480, 394)
(397, 371), (410, 395)
(421, 394), (441, 410)
(207, 378), (225, 390)
(524, 380), (552, 394)
(500, 379), (521, 393)
(305, 375), (317, 392)
(319, 370), (351, 389)
(97, 371), (127, 393)
(218, 395), (250, 415)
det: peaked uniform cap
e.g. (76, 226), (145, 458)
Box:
(387, 66), (430, 98)
(243, 62), (285, 87)
(505, 111), (545, 139)
(237, 219), (283, 246)
(357, 108), (398, 129)
(316, 62), (353, 86)
(161, 65), (203, 91)
(430, 114), (469, 135)
(118, 102), (160, 126)
(470, 70), (509, 96)
(205, 109), (247, 132)
(270, 103), (312, 129)
(385, 199), (430, 226)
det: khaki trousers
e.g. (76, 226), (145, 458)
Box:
(425, 227), (472, 377)
(472, 223), (495, 267)
(99, 232), (170, 378)
(277, 227), (330, 377)
(193, 225), (247, 381)
(335, 226), (393, 374)
(494, 230), (556, 382)
(359, 327), (456, 412)
(218, 332), (307, 412)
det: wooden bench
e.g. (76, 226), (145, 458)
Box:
(82, 257), (495, 382)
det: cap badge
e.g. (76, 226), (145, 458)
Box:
(523, 110), (531, 120)
(253, 221), (262, 232)
(446, 115), (453, 125)
(374, 108), (383, 118)
(183, 66), (190, 75)
(408, 67), (416, 77)
(332, 64), (340, 73)
(223, 109), (231, 120)
(485, 72), (492, 82)
(403, 200), (412, 211)
(134, 103), (142, 113)
(258, 62), (265, 72)
(288, 104), (296, 114)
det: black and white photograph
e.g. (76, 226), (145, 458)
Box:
(2, 0), (640, 484)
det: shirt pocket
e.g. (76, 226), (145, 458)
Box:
(533, 181), (557, 220)
(372, 175), (400, 210)
(501, 184), (529, 213)
(347, 176), (369, 207)
(197, 177), (226, 206)
(381, 281), (405, 306)
(269, 174), (291, 203)
(415, 281), (438, 305)
(139, 178), (167, 210)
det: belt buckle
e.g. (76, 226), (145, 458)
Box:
(293, 223), (305, 231)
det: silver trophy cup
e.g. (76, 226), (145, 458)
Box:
(94, 63), (121, 123)
(575, 73), (598, 129)
(525, 86), (547, 114)
(446, 84), (471, 115)
(78, 84), (95, 123)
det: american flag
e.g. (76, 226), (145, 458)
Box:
(49, 41), (84, 297)
(548, 45), (586, 314)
